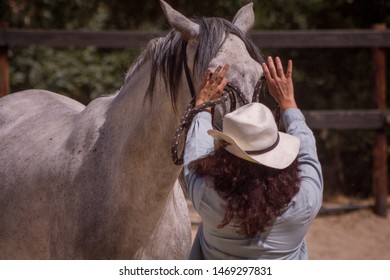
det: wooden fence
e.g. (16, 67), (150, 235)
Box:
(1, 26), (389, 215)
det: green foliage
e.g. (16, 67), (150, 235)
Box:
(10, 47), (140, 104)
(254, 0), (390, 29)
(4, 0), (390, 198)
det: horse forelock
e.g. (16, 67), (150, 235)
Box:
(141, 17), (264, 110)
(195, 18), (264, 76)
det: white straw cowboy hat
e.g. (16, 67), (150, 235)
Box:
(208, 103), (300, 169)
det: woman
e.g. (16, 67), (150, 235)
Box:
(183, 56), (323, 259)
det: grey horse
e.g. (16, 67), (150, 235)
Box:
(0, 0), (263, 259)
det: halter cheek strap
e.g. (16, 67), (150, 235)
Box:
(183, 50), (197, 99)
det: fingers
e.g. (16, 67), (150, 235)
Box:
(261, 62), (271, 81)
(261, 56), (292, 80)
(210, 65), (223, 82)
(207, 64), (229, 96)
(212, 64), (229, 95)
(286, 59), (293, 79)
(215, 65), (229, 91)
(261, 57), (296, 111)
(266, 56), (278, 79)
(219, 76), (228, 89)
(218, 64), (230, 79)
(200, 68), (211, 89)
(196, 64), (230, 107)
(275, 57), (284, 77)
(210, 64), (229, 84)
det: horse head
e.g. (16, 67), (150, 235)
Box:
(160, 0), (265, 128)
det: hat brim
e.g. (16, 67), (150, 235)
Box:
(208, 129), (300, 169)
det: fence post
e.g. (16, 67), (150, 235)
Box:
(0, 22), (10, 97)
(372, 23), (388, 217)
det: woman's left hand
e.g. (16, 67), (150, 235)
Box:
(196, 64), (229, 109)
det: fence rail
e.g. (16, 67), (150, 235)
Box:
(1, 28), (390, 48)
(0, 26), (388, 215)
(304, 110), (390, 129)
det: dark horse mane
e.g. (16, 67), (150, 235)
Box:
(142, 17), (264, 110)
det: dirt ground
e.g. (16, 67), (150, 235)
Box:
(188, 196), (390, 260)
(306, 200), (390, 260)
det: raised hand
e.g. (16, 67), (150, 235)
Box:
(261, 57), (297, 111)
(196, 64), (230, 109)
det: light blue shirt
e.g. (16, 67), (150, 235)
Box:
(183, 108), (323, 259)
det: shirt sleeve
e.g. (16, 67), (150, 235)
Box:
(283, 108), (324, 219)
(183, 111), (215, 165)
(182, 111), (215, 211)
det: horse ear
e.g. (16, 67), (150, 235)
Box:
(160, 0), (200, 40)
(232, 2), (255, 33)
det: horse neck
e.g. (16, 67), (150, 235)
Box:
(103, 59), (190, 204)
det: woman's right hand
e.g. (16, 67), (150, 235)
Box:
(261, 56), (297, 111)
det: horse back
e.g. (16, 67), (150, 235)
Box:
(0, 89), (87, 174)
(0, 90), (84, 126)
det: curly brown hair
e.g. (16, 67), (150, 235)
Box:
(190, 147), (300, 238)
